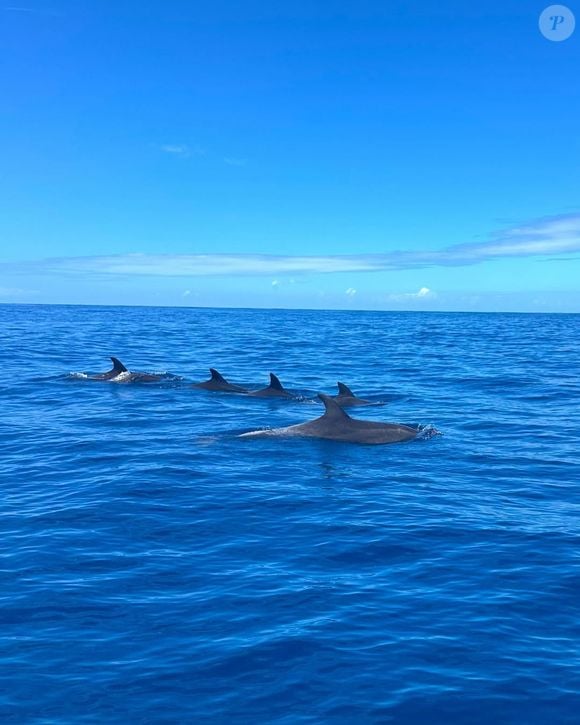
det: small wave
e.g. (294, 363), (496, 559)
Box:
(111, 372), (132, 383)
(416, 424), (443, 440)
(293, 395), (320, 404)
(67, 372), (89, 379)
(238, 427), (279, 439)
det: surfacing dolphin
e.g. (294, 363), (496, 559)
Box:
(239, 393), (418, 445)
(193, 368), (248, 393)
(248, 373), (294, 398)
(89, 357), (167, 383)
(330, 381), (382, 407)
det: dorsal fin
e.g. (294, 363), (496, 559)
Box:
(318, 393), (351, 420)
(209, 368), (227, 383)
(337, 381), (355, 397)
(110, 357), (128, 373)
(268, 373), (284, 391)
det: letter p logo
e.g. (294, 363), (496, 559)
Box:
(539, 5), (576, 41)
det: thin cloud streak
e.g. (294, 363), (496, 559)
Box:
(49, 254), (378, 276)
(223, 157), (247, 166)
(159, 144), (193, 158)
(4, 213), (580, 279)
(3, 6), (63, 16)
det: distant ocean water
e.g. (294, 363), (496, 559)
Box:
(1, 303), (579, 723)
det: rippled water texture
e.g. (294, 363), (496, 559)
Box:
(1, 304), (579, 723)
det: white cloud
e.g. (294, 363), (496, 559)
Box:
(36, 253), (378, 277)
(387, 287), (436, 301)
(345, 287), (357, 297)
(4, 213), (580, 280)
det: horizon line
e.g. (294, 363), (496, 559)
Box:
(1, 301), (578, 315)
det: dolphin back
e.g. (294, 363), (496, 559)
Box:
(337, 381), (355, 397)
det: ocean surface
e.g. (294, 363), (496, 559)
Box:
(1, 303), (579, 724)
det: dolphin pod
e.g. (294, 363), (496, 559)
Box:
(87, 360), (383, 403)
(191, 369), (373, 403)
(80, 358), (433, 445)
(240, 394), (418, 445)
(191, 369), (293, 398)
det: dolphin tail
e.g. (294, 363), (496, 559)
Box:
(110, 357), (128, 373)
(337, 381), (355, 397)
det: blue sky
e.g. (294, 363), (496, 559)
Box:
(1, 0), (579, 311)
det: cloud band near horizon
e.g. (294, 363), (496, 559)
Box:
(3, 213), (580, 278)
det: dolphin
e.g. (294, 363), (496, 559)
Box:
(248, 373), (294, 398)
(88, 357), (167, 383)
(89, 356), (128, 380)
(193, 368), (248, 393)
(330, 381), (381, 407)
(239, 394), (418, 445)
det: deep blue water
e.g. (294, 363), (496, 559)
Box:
(1, 304), (580, 723)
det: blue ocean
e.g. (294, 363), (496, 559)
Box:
(1, 303), (579, 723)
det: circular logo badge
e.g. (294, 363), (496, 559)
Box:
(539, 5), (575, 41)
